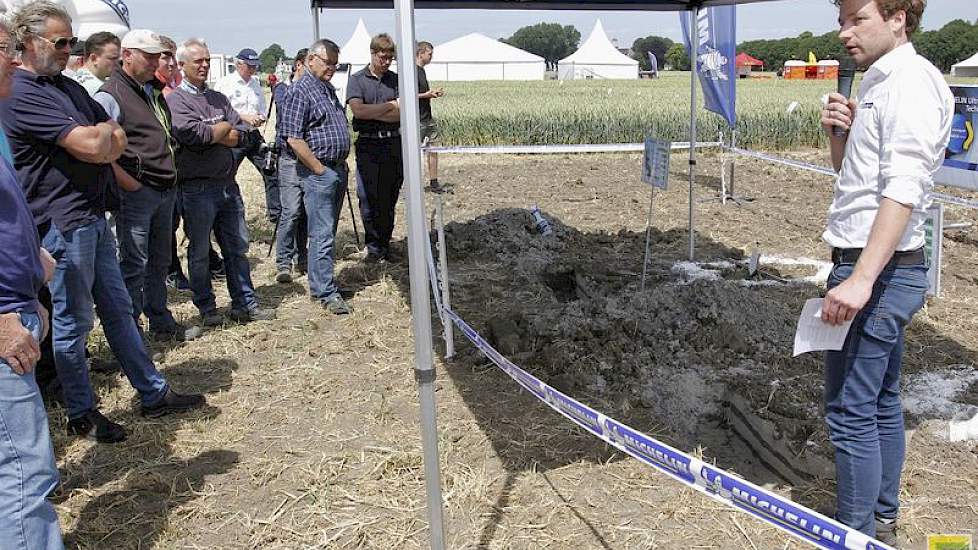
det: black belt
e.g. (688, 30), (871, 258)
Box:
(358, 130), (400, 139)
(321, 158), (347, 169)
(831, 247), (926, 266)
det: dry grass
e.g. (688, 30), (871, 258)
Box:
(47, 149), (978, 550)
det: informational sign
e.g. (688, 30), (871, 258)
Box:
(643, 137), (672, 189)
(937, 85), (978, 192)
(924, 203), (944, 297)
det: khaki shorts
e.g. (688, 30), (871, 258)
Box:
(421, 120), (439, 144)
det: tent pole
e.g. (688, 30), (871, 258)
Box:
(688, 7), (699, 261)
(311, 5), (320, 40)
(393, 0), (447, 548)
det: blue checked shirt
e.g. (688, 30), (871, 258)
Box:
(280, 73), (350, 162)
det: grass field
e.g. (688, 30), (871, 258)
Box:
(430, 72), (975, 149)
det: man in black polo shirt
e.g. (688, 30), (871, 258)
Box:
(346, 33), (402, 263)
(0, 1), (204, 443)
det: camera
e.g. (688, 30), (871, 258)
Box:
(260, 142), (280, 176)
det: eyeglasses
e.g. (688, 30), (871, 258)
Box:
(309, 53), (337, 69)
(35, 34), (78, 51)
(372, 52), (394, 64)
(0, 41), (14, 57)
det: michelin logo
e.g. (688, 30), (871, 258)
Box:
(99, 0), (131, 27)
(695, 9), (729, 81)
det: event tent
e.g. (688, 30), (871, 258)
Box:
(952, 52), (978, 78)
(735, 52), (763, 77)
(558, 19), (638, 80)
(310, 2), (787, 549)
(427, 33), (545, 81)
(0, 0), (130, 39)
(340, 17), (373, 72)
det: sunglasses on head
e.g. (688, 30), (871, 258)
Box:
(36, 35), (79, 51)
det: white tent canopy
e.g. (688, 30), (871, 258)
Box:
(0, 0), (130, 39)
(340, 17), (373, 71)
(427, 33), (545, 81)
(952, 51), (978, 78)
(558, 19), (638, 80)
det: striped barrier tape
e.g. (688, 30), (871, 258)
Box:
(425, 142), (721, 155)
(440, 306), (895, 550)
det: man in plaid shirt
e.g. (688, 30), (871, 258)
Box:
(280, 39), (352, 315)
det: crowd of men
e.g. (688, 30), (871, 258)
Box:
(0, 1), (448, 546)
(0, 0), (950, 547)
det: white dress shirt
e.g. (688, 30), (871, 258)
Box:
(214, 71), (266, 117)
(823, 43), (954, 252)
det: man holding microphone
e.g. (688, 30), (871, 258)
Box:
(820, 0), (952, 544)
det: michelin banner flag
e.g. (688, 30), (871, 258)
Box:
(937, 86), (978, 192)
(681, 6), (737, 129)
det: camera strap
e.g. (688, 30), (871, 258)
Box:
(262, 89), (276, 141)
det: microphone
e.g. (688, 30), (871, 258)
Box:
(833, 58), (857, 138)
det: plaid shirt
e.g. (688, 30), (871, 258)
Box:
(280, 73), (350, 162)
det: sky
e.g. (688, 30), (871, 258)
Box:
(124, 0), (974, 58)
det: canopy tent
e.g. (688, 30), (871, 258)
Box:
(952, 52), (978, 78)
(340, 17), (373, 72)
(310, 2), (784, 549)
(0, 0), (130, 39)
(558, 19), (638, 79)
(735, 52), (763, 68)
(427, 32), (545, 81)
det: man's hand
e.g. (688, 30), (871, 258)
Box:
(240, 113), (263, 127)
(432, 87), (445, 98)
(821, 275), (873, 326)
(821, 93), (857, 138)
(220, 129), (241, 147)
(111, 162), (143, 192)
(106, 120), (127, 162)
(40, 248), (55, 283)
(0, 312), (39, 374)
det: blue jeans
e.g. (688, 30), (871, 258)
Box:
(180, 180), (258, 314)
(43, 220), (168, 419)
(0, 313), (64, 550)
(275, 157), (308, 271)
(117, 185), (178, 330)
(824, 259), (928, 536)
(232, 136), (280, 225)
(355, 137), (403, 257)
(299, 162), (348, 302)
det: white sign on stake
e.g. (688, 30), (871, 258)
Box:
(643, 137), (672, 190)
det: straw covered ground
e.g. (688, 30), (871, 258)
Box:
(46, 149), (978, 549)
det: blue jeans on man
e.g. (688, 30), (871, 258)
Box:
(298, 161), (347, 303)
(180, 179), (260, 315)
(275, 157), (308, 273)
(42, 220), (169, 419)
(824, 259), (928, 537)
(116, 185), (178, 331)
(232, 136), (280, 226)
(0, 312), (64, 550)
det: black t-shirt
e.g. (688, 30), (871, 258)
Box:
(345, 67), (399, 133)
(417, 65), (432, 123)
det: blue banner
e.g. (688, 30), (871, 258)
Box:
(647, 52), (659, 76)
(681, 7), (737, 128)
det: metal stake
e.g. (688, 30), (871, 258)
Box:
(434, 192), (454, 358)
(640, 187), (656, 291)
(688, 7), (699, 262)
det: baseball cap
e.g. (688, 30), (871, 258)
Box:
(121, 29), (169, 54)
(236, 48), (260, 67)
(70, 40), (85, 56)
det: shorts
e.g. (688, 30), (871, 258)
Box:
(421, 120), (439, 144)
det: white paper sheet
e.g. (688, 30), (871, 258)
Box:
(793, 298), (854, 357)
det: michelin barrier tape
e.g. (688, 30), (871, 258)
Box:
(440, 306), (894, 550)
(426, 142), (721, 155)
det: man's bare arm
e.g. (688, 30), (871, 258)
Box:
(348, 98), (398, 121)
(821, 198), (913, 325)
(287, 137), (326, 176)
(57, 123), (117, 164)
(209, 121), (233, 145)
(111, 162), (143, 192)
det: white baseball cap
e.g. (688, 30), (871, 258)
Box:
(121, 29), (169, 54)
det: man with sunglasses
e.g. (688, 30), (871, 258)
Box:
(346, 34), (402, 264)
(281, 40), (352, 315)
(0, 1), (205, 444)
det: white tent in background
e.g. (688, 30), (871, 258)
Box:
(952, 52), (978, 78)
(427, 33), (545, 81)
(558, 20), (638, 80)
(340, 17), (373, 72)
